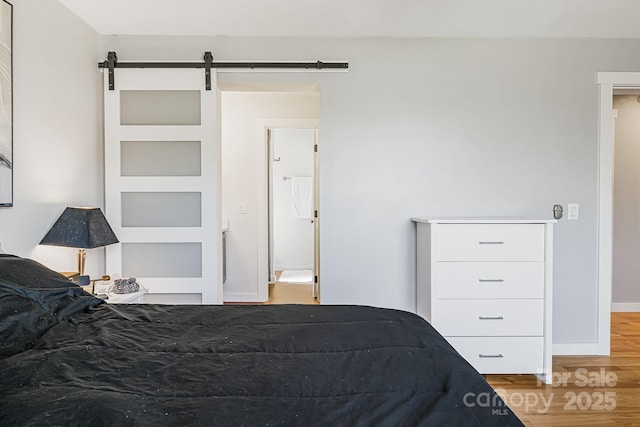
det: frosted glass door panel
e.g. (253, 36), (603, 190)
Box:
(122, 242), (202, 278)
(121, 141), (201, 176)
(122, 192), (201, 227)
(120, 90), (201, 125)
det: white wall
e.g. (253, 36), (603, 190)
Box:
(83, 35), (640, 347)
(612, 95), (640, 310)
(0, 0), (103, 275)
(272, 128), (315, 271)
(221, 90), (319, 301)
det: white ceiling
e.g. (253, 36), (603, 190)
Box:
(58, 0), (640, 39)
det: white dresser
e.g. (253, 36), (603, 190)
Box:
(412, 218), (555, 384)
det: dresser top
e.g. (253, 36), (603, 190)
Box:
(411, 217), (557, 224)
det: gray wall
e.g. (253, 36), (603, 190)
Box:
(613, 95), (640, 306)
(104, 36), (640, 344)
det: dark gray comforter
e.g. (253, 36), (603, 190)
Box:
(0, 254), (523, 426)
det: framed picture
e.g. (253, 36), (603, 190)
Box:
(0, 0), (11, 207)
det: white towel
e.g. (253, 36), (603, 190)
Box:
(291, 177), (313, 218)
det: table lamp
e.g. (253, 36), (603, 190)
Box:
(40, 207), (119, 277)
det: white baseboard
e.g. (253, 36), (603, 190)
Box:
(223, 291), (267, 303)
(553, 342), (610, 356)
(612, 302), (640, 312)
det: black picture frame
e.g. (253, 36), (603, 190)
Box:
(0, 0), (12, 207)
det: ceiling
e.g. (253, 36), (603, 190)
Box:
(58, 0), (640, 39)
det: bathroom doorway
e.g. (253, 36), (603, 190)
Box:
(268, 128), (318, 301)
(219, 85), (319, 303)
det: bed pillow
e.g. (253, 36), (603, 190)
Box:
(0, 280), (58, 357)
(0, 254), (79, 289)
(0, 279), (100, 358)
(0, 255), (103, 358)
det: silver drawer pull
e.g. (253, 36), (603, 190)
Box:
(478, 241), (504, 245)
(479, 354), (504, 358)
(478, 279), (504, 283)
(478, 316), (504, 320)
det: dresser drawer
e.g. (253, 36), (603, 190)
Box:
(435, 262), (544, 299)
(434, 299), (544, 336)
(446, 336), (544, 374)
(433, 224), (544, 261)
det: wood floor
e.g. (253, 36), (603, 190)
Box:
(268, 270), (318, 304)
(225, 271), (318, 305)
(486, 312), (640, 426)
(267, 282), (318, 304)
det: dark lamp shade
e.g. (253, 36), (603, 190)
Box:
(40, 207), (119, 249)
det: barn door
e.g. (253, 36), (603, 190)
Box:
(103, 67), (222, 304)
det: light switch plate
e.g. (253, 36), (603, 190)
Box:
(568, 203), (579, 220)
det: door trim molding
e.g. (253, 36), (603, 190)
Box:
(594, 71), (640, 355)
(258, 119), (319, 302)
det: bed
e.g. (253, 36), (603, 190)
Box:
(0, 254), (524, 426)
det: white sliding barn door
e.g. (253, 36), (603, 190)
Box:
(104, 68), (222, 304)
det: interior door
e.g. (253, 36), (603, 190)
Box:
(103, 67), (222, 304)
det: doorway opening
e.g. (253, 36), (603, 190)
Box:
(268, 128), (318, 303)
(595, 72), (640, 356)
(219, 83), (320, 304)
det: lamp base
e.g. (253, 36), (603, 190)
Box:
(77, 249), (86, 276)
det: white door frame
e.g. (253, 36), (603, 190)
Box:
(256, 119), (320, 302)
(313, 129), (320, 300)
(594, 72), (640, 355)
